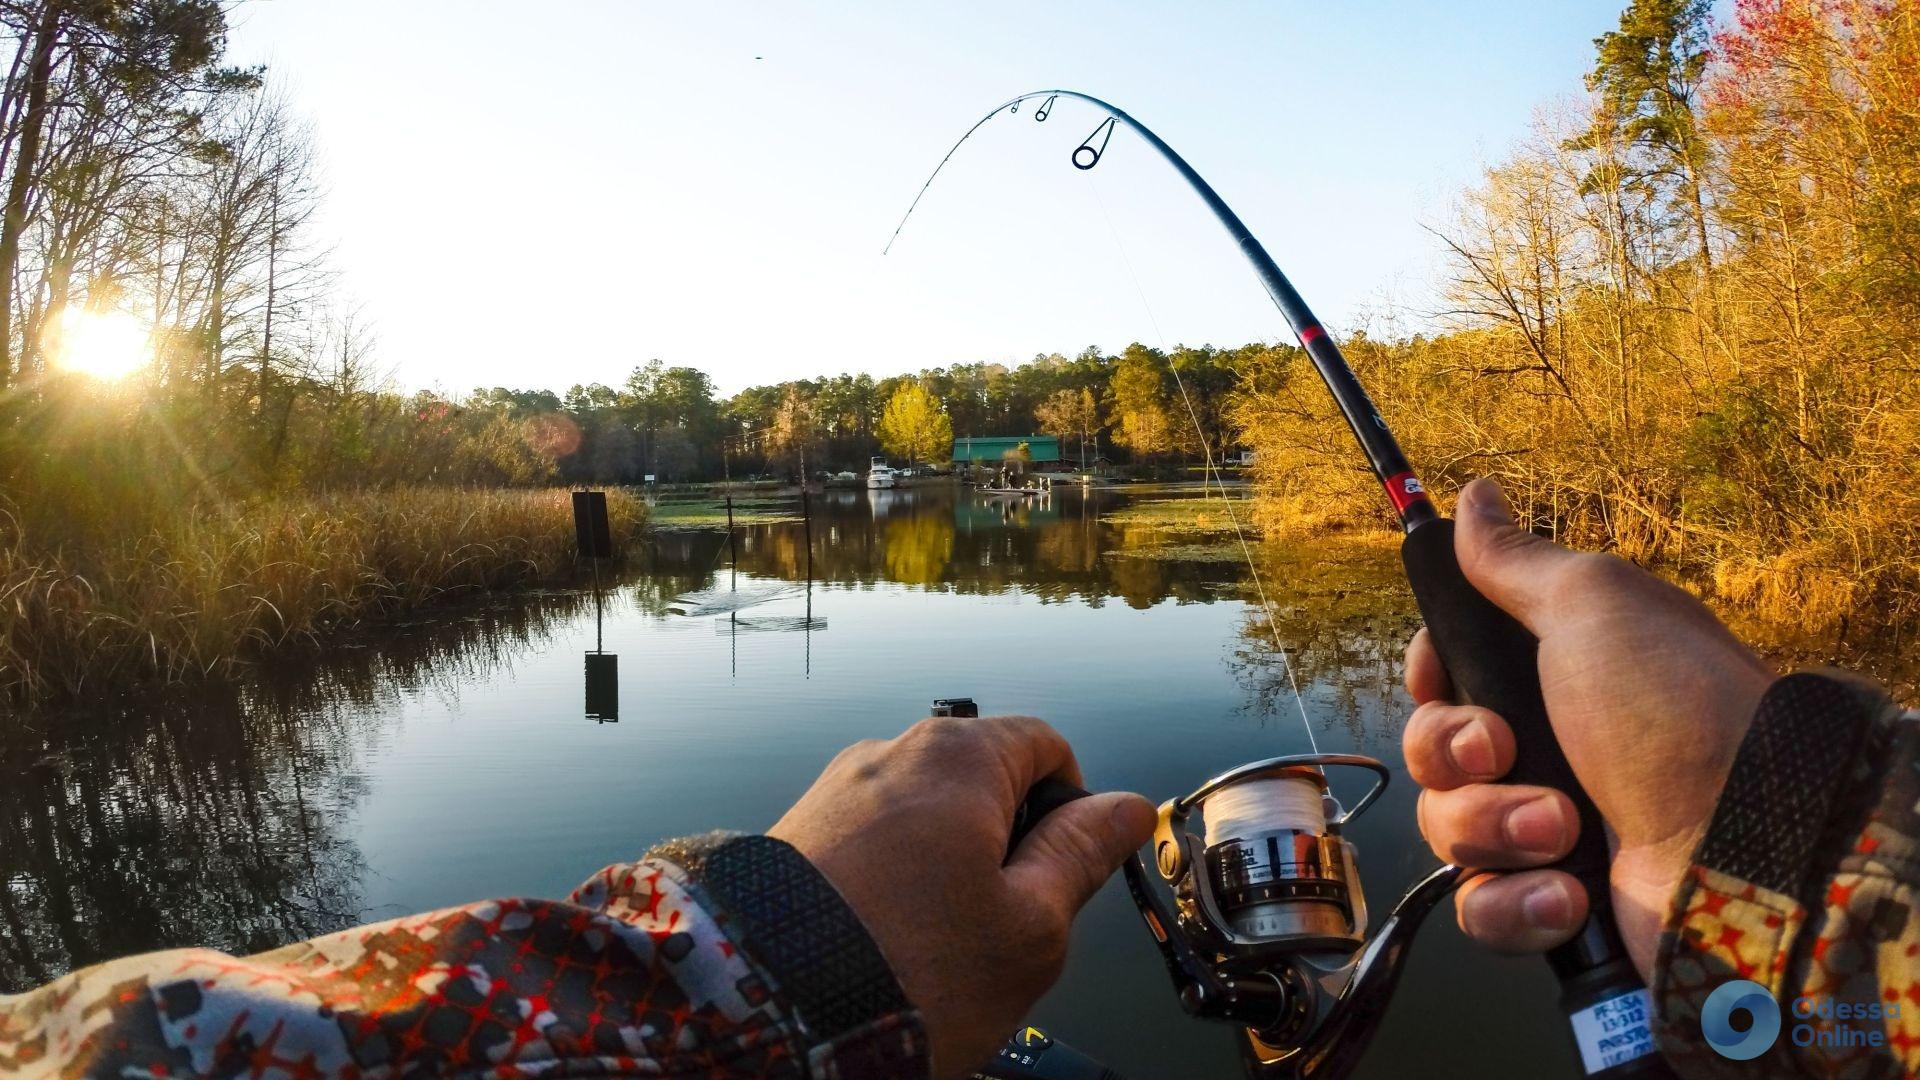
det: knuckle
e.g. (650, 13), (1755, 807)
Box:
(1455, 876), (1501, 941)
(1563, 552), (1635, 598)
(902, 711), (967, 745)
(908, 716), (969, 744)
(1019, 900), (1074, 959)
(830, 738), (884, 771)
(1422, 791), (1487, 865)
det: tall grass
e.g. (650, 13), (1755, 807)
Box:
(0, 487), (645, 707)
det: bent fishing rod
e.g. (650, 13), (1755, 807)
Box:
(891, 91), (1674, 1079)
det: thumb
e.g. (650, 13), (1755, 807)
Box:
(1003, 791), (1155, 921)
(1454, 478), (1583, 636)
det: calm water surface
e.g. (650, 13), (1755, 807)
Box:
(1, 485), (1575, 1077)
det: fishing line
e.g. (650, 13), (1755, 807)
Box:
(1078, 165), (1318, 755)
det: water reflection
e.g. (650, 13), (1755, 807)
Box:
(647, 487), (1248, 610)
(0, 487), (1553, 1079)
(585, 587), (619, 723)
(0, 597), (597, 991)
(1229, 540), (1423, 751)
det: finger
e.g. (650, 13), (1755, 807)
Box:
(1403, 627), (1452, 704)
(1403, 702), (1514, 790)
(958, 715), (1084, 813)
(1455, 869), (1588, 953)
(1453, 478), (1587, 636)
(1004, 791), (1155, 924)
(1416, 783), (1577, 867)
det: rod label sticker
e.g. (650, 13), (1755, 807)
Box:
(1382, 471), (1429, 513)
(1569, 988), (1657, 1073)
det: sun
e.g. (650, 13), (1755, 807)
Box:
(48, 307), (154, 380)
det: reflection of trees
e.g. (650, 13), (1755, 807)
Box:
(0, 593), (594, 993)
(884, 514), (954, 586)
(0, 706), (370, 991)
(651, 489), (1246, 608)
(629, 530), (729, 614)
(1226, 540), (1423, 751)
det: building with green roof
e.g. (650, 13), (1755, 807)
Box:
(950, 435), (1062, 464)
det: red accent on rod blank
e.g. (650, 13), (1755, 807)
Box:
(1383, 471), (1430, 514)
(1299, 324), (1326, 345)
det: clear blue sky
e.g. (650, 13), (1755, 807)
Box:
(226, 1), (1630, 396)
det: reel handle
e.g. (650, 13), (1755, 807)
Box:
(1401, 518), (1671, 1078)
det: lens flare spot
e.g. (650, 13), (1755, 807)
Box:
(48, 307), (153, 380)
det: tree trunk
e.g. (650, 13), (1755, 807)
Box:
(0, 1), (64, 389)
(257, 181), (278, 414)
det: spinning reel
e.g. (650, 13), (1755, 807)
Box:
(1121, 753), (1465, 1079)
(969, 704), (1467, 1080)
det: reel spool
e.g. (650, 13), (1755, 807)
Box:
(1153, 754), (1386, 963)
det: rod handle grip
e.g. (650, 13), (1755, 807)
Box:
(1401, 518), (1673, 1077)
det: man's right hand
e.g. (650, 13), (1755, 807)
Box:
(1402, 478), (1776, 978)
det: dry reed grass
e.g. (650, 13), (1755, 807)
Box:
(0, 487), (645, 707)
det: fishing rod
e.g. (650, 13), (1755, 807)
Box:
(890, 91), (1673, 1079)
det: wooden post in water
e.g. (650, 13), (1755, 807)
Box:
(726, 494), (737, 591)
(802, 488), (812, 560)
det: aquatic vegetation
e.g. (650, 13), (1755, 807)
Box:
(647, 497), (803, 529)
(0, 487), (645, 709)
(1097, 493), (1259, 536)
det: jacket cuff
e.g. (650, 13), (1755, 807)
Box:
(638, 832), (930, 1077)
(1650, 671), (1905, 1073)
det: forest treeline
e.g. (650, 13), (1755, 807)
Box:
(1239, 0), (1920, 637)
(475, 343), (1249, 485)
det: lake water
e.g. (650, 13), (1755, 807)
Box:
(0, 484), (1576, 1077)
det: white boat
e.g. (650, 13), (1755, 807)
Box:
(865, 456), (897, 489)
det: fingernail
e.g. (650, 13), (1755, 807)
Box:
(1504, 795), (1567, 859)
(1462, 479), (1514, 527)
(1523, 879), (1574, 930)
(1447, 721), (1497, 779)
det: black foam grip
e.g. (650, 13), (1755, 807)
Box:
(1400, 518), (1610, 888)
(1402, 518), (1673, 1077)
(1010, 777), (1090, 857)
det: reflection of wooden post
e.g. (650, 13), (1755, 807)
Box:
(726, 494), (737, 591)
(803, 489), (813, 680)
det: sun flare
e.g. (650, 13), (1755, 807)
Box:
(49, 307), (154, 380)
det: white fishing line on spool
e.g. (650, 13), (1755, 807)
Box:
(1202, 774), (1326, 846)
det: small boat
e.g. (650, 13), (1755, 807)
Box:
(866, 456), (897, 489)
(978, 486), (1042, 497)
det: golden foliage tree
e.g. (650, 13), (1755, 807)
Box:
(1035, 387), (1101, 467)
(878, 381), (953, 466)
(1234, 0), (1920, 636)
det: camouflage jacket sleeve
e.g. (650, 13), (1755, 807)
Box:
(0, 833), (929, 1079)
(1654, 671), (1920, 1077)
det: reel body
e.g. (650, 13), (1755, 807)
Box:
(1124, 753), (1464, 1079)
